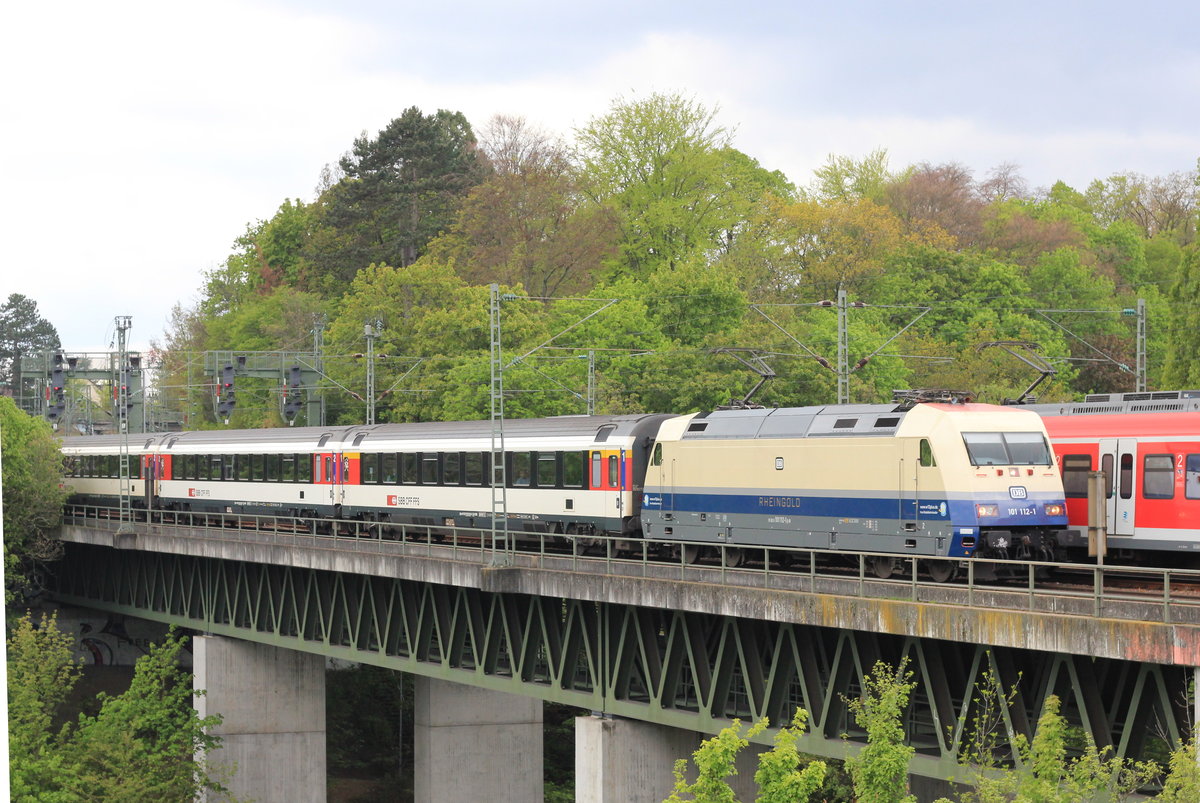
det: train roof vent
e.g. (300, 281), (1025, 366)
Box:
(317, 434), (332, 447)
(686, 422), (708, 432)
(833, 418), (858, 429)
(595, 424), (616, 442)
(352, 433), (367, 446)
(874, 416), (900, 428)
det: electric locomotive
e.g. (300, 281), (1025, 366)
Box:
(641, 401), (1068, 578)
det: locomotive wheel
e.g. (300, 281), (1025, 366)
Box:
(925, 560), (958, 583)
(725, 548), (746, 568)
(681, 544), (702, 565)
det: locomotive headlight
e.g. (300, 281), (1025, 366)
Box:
(1044, 503), (1065, 517)
(975, 504), (1000, 518)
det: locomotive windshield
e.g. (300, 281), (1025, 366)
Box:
(962, 432), (1052, 466)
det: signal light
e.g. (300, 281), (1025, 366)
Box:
(283, 365), (303, 424)
(217, 363), (236, 421)
(47, 351), (66, 424)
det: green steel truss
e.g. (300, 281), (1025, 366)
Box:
(49, 542), (1189, 778)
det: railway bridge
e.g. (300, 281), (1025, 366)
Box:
(49, 507), (1200, 802)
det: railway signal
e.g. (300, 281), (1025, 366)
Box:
(217, 363), (236, 421)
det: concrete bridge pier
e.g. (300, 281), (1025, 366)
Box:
(413, 676), (544, 802)
(575, 715), (764, 803)
(193, 636), (327, 801)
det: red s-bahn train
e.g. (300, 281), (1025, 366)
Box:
(1031, 390), (1200, 560)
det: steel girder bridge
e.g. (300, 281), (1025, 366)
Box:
(48, 522), (1196, 782)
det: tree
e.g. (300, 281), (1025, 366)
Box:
(0, 396), (65, 600)
(810, 148), (898, 203)
(664, 710), (826, 803)
(576, 92), (792, 279)
(884, 162), (986, 247)
(0, 293), (61, 399)
(7, 612), (229, 801)
(432, 115), (618, 298)
(845, 660), (917, 803)
(310, 107), (488, 288)
(1161, 247), (1200, 388)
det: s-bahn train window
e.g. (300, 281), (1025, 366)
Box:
(1143, 455), (1175, 499)
(919, 439), (936, 467)
(563, 452), (585, 488)
(1187, 455), (1200, 500)
(1101, 454), (1114, 497)
(444, 453), (461, 485)
(1119, 453), (1134, 500)
(511, 452), (532, 486)
(381, 454), (397, 484)
(401, 454), (417, 485)
(537, 453), (557, 487)
(608, 455), (619, 487)
(591, 453), (602, 487)
(1061, 455), (1092, 498)
(464, 453), (484, 485)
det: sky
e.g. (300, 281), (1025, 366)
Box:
(2, 0), (1197, 355)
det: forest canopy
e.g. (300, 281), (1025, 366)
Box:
(152, 94), (1199, 428)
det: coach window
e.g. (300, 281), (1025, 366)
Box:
(220, 455), (233, 481)
(281, 454), (296, 483)
(251, 454), (264, 481)
(464, 453), (483, 485)
(1186, 455), (1200, 500)
(1101, 454), (1114, 497)
(420, 453), (440, 485)
(537, 453), (557, 487)
(444, 453), (461, 486)
(266, 454), (282, 482)
(563, 452), (585, 488)
(591, 453), (602, 487)
(511, 452), (532, 487)
(1143, 455), (1175, 499)
(237, 455), (250, 481)
(296, 454), (312, 483)
(381, 454), (397, 484)
(324, 456), (334, 483)
(919, 439), (936, 467)
(362, 454), (378, 484)
(1119, 453), (1134, 500)
(401, 454), (417, 485)
(608, 455), (619, 487)
(1061, 455), (1092, 498)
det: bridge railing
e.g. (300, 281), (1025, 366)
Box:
(62, 504), (1200, 626)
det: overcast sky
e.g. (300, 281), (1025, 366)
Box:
(3, 0), (1196, 354)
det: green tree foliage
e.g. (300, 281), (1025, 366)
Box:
(845, 660), (917, 803)
(576, 92), (792, 279)
(809, 148), (898, 203)
(0, 293), (61, 395)
(1161, 247), (1200, 388)
(664, 710), (826, 803)
(7, 614), (227, 801)
(311, 107), (488, 289)
(0, 397), (65, 599)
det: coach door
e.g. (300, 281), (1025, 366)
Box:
(1099, 438), (1137, 536)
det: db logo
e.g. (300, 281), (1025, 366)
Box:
(1009, 486), (1028, 499)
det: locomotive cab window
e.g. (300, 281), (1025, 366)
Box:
(919, 439), (936, 468)
(962, 432), (1051, 466)
(1142, 454), (1174, 499)
(651, 443), (663, 467)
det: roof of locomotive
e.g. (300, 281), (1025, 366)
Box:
(677, 402), (1045, 441)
